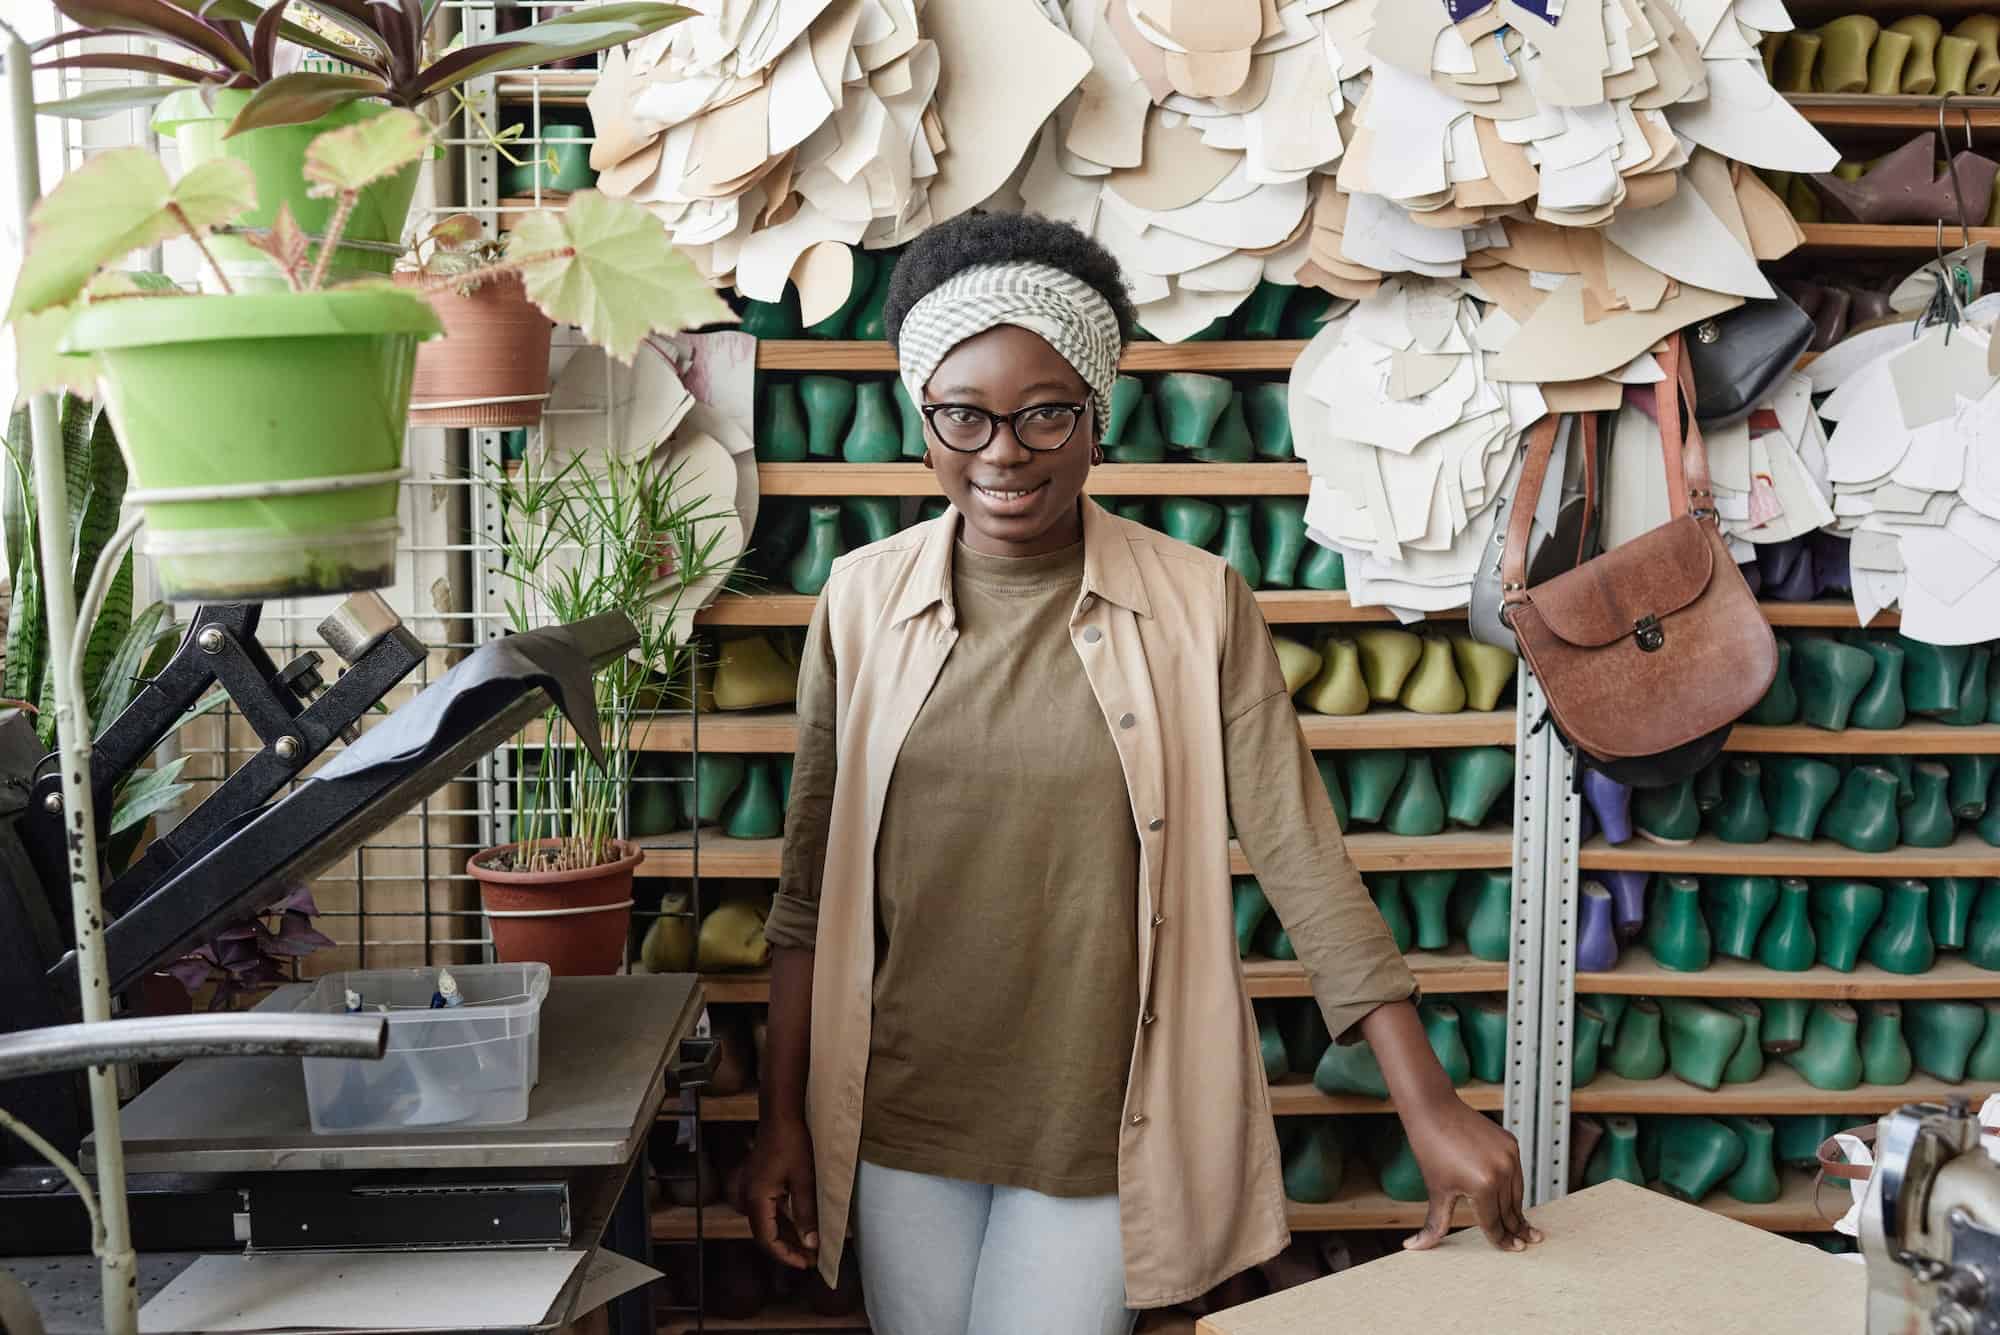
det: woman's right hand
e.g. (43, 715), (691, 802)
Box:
(745, 1115), (820, 1269)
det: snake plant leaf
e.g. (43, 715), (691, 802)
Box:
(302, 107), (430, 198)
(94, 601), (173, 730)
(2, 410), (24, 577)
(225, 70), (392, 137)
(110, 755), (190, 835)
(510, 191), (734, 364)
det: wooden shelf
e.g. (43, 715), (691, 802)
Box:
(1700, 1169), (1845, 1233)
(1759, 601), (1898, 628)
(655, 1203), (753, 1241)
(661, 1307), (869, 1335)
(1577, 953), (2000, 1000)
(653, 1189), (1482, 1240)
(698, 971), (773, 1004)
(494, 72), (596, 105)
(757, 461), (1310, 497)
(1243, 946), (1508, 999)
(1285, 1166), (1475, 1231)
(697, 946), (1504, 1011)
(697, 1091), (761, 1120)
(694, 589), (1463, 627)
(754, 340), (1308, 372)
(1799, 223), (2000, 255)
(1725, 722), (2000, 754)
(1577, 833), (2000, 878)
(639, 828), (1513, 879)
(557, 706), (1512, 754)
(1569, 1064), (1993, 1114)
(1268, 1076), (1504, 1115)
(1787, 93), (2000, 131)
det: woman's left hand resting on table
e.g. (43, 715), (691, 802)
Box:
(1357, 998), (1546, 1253)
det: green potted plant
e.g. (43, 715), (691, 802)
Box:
(472, 443), (734, 975)
(8, 110), (443, 599)
(36, 0), (692, 288)
(12, 104), (730, 600)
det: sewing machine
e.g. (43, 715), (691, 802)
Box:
(1861, 1099), (2000, 1335)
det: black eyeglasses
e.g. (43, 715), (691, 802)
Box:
(920, 401), (1087, 453)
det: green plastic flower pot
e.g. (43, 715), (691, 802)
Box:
(154, 89), (420, 292)
(63, 289), (441, 600)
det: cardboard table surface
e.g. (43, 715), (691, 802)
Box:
(1198, 1181), (1864, 1335)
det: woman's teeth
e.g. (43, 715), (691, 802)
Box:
(974, 482), (1041, 502)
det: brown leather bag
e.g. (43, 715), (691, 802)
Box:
(1501, 334), (1777, 787)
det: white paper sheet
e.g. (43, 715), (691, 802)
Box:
(139, 1251), (586, 1332)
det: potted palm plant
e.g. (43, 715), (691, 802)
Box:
(35, 0), (692, 288)
(472, 443), (735, 975)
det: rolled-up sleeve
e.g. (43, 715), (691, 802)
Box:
(763, 595), (837, 952)
(1219, 569), (1417, 1043)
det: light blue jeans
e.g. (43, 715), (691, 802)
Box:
(852, 1160), (1138, 1335)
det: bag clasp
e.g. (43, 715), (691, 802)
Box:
(1634, 614), (1664, 652)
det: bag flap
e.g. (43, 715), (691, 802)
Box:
(1522, 516), (1715, 649)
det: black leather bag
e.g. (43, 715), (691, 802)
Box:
(1684, 290), (1814, 428)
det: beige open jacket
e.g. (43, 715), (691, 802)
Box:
(802, 500), (1415, 1307)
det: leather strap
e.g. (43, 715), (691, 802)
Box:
(1656, 333), (1717, 521)
(1500, 412), (1604, 605)
(1500, 414), (1563, 605)
(1815, 1122), (2000, 1183)
(1576, 414), (1599, 568)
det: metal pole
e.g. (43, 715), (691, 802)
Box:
(3, 27), (140, 1335)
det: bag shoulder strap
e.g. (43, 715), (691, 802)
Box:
(1656, 332), (1716, 523)
(1500, 412), (1602, 605)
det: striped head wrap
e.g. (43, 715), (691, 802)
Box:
(895, 261), (1124, 438)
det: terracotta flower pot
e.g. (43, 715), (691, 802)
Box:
(470, 838), (641, 976)
(402, 272), (555, 428)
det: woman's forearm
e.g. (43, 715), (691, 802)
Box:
(1360, 999), (1459, 1114)
(760, 946), (815, 1127)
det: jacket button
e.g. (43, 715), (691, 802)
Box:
(1142, 1010), (1157, 1025)
(1119, 712), (1135, 729)
(1147, 817), (1163, 831)
(1151, 913), (1165, 927)
(1082, 627), (1102, 644)
(1079, 595), (1095, 612)
(1130, 1113), (1147, 1126)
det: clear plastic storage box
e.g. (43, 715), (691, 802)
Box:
(300, 962), (550, 1133)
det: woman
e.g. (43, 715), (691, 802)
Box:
(747, 212), (1540, 1335)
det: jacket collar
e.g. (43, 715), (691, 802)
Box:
(890, 499), (1154, 627)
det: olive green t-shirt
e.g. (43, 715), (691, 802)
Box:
(767, 543), (1414, 1196)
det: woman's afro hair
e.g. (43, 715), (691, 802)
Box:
(881, 210), (1139, 349)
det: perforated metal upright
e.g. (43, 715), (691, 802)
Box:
(1504, 665), (1556, 1202)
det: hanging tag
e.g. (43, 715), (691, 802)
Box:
(1444, 0), (1496, 22)
(1513, 0), (1565, 21)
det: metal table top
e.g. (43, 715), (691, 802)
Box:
(92, 974), (702, 1175)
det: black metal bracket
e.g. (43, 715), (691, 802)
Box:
(17, 601), (424, 940)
